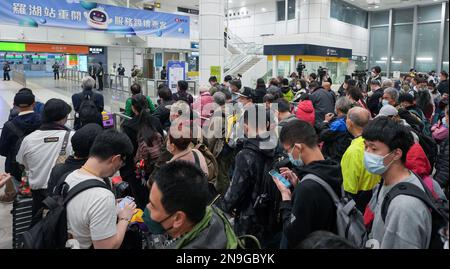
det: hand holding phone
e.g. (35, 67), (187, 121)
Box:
(269, 169), (291, 188)
(118, 196), (135, 209)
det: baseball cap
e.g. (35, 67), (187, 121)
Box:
(234, 87), (254, 100)
(376, 104), (398, 118)
(14, 91), (35, 107)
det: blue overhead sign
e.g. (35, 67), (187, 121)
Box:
(0, 0), (190, 38)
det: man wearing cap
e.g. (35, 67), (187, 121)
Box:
(228, 87), (254, 149)
(341, 107), (381, 211)
(367, 79), (384, 117)
(229, 79), (242, 104)
(0, 90), (42, 203)
(16, 98), (74, 224)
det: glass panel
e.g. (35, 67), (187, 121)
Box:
(330, 0), (368, 28)
(277, 0), (286, 21)
(418, 4), (441, 22)
(371, 11), (389, 26)
(393, 8), (413, 24)
(391, 24), (413, 72)
(443, 22), (449, 72)
(288, 0), (296, 20)
(369, 26), (389, 73)
(416, 22), (440, 72)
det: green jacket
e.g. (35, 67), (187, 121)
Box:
(174, 206), (239, 249)
(124, 95), (156, 117)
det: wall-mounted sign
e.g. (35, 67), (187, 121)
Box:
(0, 0), (190, 38)
(264, 44), (352, 59)
(177, 7), (199, 15)
(191, 42), (199, 49)
(26, 43), (89, 54)
(89, 47), (104, 54)
(168, 60), (186, 93)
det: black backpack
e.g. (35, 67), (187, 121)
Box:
(414, 129), (438, 168)
(22, 179), (111, 249)
(75, 93), (101, 130)
(381, 179), (449, 249)
(252, 149), (289, 238)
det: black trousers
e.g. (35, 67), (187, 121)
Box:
(97, 76), (103, 91)
(31, 189), (48, 227)
(4, 71), (10, 80)
(54, 71), (59, 80)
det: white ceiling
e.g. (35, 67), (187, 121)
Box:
(98, 0), (447, 11)
(343, 0), (447, 10)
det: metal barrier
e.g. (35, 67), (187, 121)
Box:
(12, 70), (26, 87)
(112, 112), (132, 131)
(61, 69), (198, 97)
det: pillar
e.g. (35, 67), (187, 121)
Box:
(272, 56), (278, 78)
(199, 0), (225, 85)
(290, 55), (296, 76)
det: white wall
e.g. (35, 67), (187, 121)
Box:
(227, 0), (369, 56)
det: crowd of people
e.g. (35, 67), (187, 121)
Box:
(0, 66), (448, 250)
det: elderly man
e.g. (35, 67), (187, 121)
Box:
(382, 87), (399, 107)
(72, 76), (104, 130)
(341, 107), (381, 211)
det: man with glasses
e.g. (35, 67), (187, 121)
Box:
(64, 129), (135, 249)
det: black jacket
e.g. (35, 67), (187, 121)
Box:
(0, 112), (41, 180)
(217, 135), (276, 238)
(367, 88), (384, 117)
(72, 90), (104, 113)
(434, 138), (449, 193)
(47, 156), (87, 194)
(173, 91), (194, 106)
(310, 87), (335, 123)
(153, 100), (174, 130)
(437, 79), (448, 95)
(254, 87), (267, 104)
(279, 159), (342, 249)
(317, 117), (353, 162)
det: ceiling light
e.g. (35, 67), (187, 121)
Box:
(262, 8), (266, 12)
(392, 61), (402, 64)
(443, 61), (449, 65)
(416, 57), (433, 61)
(375, 60), (386, 63)
(374, 5), (379, 9)
(380, 57), (387, 60)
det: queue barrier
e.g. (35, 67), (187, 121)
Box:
(61, 69), (198, 97)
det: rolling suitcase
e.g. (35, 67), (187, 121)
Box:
(11, 194), (33, 249)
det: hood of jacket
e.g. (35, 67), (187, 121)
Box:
(298, 100), (314, 113)
(329, 116), (348, 133)
(174, 206), (238, 249)
(281, 86), (292, 94)
(296, 159), (343, 195)
(11, 112), (41, 134)
(405, 143), (431, 178)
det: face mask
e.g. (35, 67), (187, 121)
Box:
(363, 151), (394, 175)
(288, 146), (304, 167)
(382, 99), (389, 107)
(143, 207), (174, 235)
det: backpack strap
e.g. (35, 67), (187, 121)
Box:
(63, 179), (111, 205)
(301, 173), (343, 204)
(380, 181), (449, 223)
(192, 150), (201, 170)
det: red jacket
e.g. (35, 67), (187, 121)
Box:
(295, 100), (315, 126)
(405, 143), (431, 178)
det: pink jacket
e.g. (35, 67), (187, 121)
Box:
(193, 91), (214, 127)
